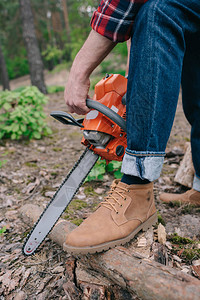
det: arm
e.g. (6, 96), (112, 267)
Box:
(65, 0), (147, 115)
(64, 30), (116, 115)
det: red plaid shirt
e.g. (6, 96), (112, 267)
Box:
(91, 0), (149, 42)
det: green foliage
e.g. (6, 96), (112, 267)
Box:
(14, 85), (65, 95)
(100, 60), (126, 77)
(13, 86), (26, 93)
(168, 233), (200, 263)
(100, 61), (112, 74)
(113, 42), (128, 57)
(85, 158), (122, 182)
(0, 226), (7, 236)
(0, 160), (7, 168)
(64, 199), (87, 225)
(42, 45), (63, 64)
(157, 211), (166, 226)
(0, 86), (52, 140)
(168, 233), (194, 245)
(50, 62), (71, 74)
(6, 49), (29, 79)
(47, 85), (65, 94)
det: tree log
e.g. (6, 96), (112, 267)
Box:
(175, 143), (195, 188)
(20, 204), (200, 300)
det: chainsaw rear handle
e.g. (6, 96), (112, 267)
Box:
(86, 99), (126, 133)
(50, 111), (84, 128)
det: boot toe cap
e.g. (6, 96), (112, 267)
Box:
(159, 192), (180, 203)
(65, 230), (88, 247)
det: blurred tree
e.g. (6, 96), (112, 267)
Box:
(19, 0), (47, 93)
(0, 43), (10, 90)
(62, 0), (70, 41)
(0, 1), (100, 80)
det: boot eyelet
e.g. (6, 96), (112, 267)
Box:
(120, 204), (123, 207)
(116, 211), (119, 214)
(124, 197), (126, 201)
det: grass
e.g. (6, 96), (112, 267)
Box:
(0, 160), (7, 168)
(84, 186), (97, 197)
(168, 233), (194, 244)
(25, 162), (37, 168)
(65, 199), (87, 212)
(157, 211), (166, 226)
(71, 219), (83, 226)
(167, 233), (200, 263)
(49, 62), (71, 74)
(52, 147), (62, 152)
(64, 199), (88, 226)
(47, 85), (65, 94)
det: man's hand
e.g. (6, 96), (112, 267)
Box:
(64, 71), (90, 115)
(64, 30), (116, 115)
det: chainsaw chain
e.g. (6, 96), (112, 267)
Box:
(22, 148), (97, 256)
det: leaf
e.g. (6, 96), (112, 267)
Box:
(12, 123), (19, 132)
(11, 133), (17, 140)
(0, 226), (7, 235)
(111, 161), (122, 169)
(0, 270), (19, 292)
(106, 163), (114, 172)
(20, 124), (27, 132)
(33, 132), (41, 139)
(3, 103), (11, 111)
(114, 169), (122, 179)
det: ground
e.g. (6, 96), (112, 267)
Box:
(0, 67), (200, 299)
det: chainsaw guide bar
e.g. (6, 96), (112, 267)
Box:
(23, 148), (98, 256)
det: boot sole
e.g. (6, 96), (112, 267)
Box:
(63, 212), (158, 255)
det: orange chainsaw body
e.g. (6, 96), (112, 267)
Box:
(81, 74), (127, 162)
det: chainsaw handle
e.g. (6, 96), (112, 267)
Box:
(86, 99), (127, 133)
(50, 111), (84, 128)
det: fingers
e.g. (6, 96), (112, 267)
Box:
(67, 103), (90, 115)
(64, 74), (90, 115)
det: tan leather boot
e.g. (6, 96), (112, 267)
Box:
(160, 189), (200, 206)
(63, 180), (157, 254)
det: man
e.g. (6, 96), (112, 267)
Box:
(63, 0), (200, 254)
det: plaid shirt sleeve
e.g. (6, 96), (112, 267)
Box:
(91, 0), (149, 42)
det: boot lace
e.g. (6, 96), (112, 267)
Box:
(100, 181), (128, 213)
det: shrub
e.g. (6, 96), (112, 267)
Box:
(85, 158), (122, 182)
(0, 86), (52, 140)
(6, 49), (29, 79)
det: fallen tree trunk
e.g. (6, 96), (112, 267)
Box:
(175, 143), (195, 188)
(20, 204), (200, 300)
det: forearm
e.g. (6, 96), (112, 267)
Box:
(65, 30), (117, 115)
(71, 30), (116, 79)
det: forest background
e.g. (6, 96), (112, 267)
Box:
(0, 0), (128, 92)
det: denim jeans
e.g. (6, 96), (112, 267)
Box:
(121, 0), (200, 191)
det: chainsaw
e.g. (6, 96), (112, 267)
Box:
(23, 74), (127, 256)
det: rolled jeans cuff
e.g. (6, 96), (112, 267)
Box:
(193, 174), (200, 192)
(121, 149), (165, 182)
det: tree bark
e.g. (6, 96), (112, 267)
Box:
(20, 204), (200, 300)
(0, 44), (10, 90)
(62, 0), (71, 42)
(19, 0), (47, 94)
